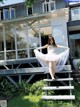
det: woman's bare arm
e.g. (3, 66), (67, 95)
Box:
(35, 44), (48, 50)
(57, 45), (69, 49)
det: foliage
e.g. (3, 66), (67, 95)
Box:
(7, 80), (80, 107)
(25, 0), (36, 7)
(8, 94), (42, 107)
(76, 62), (80, 69)
(0, 77), (17, 98)
(74, 50), (78, 58)
(8, 94), (75, 107)
(29, 80), (45, 95)
(0, 0), (3, 2)
(18, 80), (31, 95)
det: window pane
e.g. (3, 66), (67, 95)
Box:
(28, 28), (39, 48)
(50, 2), (55, 10)
(18, 50), (28, 59)
(30, 49), (35, 57)
(3, 9), (9, 20)
(0, 52), (4, 60)
(43, 3), (49, 12)
(0, 32), (4, 51)
(10, 9), (15, 19)
(28, 7), (33, 15)
(16, 27), (27, 49)
(71, 7), (80, 20)
(69, 34), (80, 58)
(5, 31), (15, 50)
(6, 51), (16, 60)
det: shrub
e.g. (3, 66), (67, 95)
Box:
(18, 80), (31, 95)
(0, 77), (17, 98)
(29, 80), (45, 96)
(76, 62), (80, 70)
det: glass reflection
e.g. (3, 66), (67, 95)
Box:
(0, 52), (4, 60)
(6, 51), (16, 60)
(18, 50), (27, 59)
(16, 28), (27, 49)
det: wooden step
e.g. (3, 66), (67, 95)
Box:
(43, 86), (74, 90)
(45, 70), (72, 74)
(43, 78), (73, 82)
(42, 95), (75, 100)
(56, 70), (72, 73)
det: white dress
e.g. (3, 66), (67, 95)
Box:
(34, 45), (69, 72)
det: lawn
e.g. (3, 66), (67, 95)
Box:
(7, 94), (76, 107)
(7, 81), (80, 107)
(8, 95), (42, 107)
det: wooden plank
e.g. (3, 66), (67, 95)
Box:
(43, 86), (74, 90)
(6, 76), (18, 88)
(0, 58), (37, 66)
(43, 78), (73, 82)
(44, 70), (72, 74)
(0, 67), (72, 75)
(42, 95), (75, 100)
(0, 67), (44, 75)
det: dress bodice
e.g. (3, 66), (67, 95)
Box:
(47, 45), (55, 54)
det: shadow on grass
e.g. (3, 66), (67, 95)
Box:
(7, 94), (77, 107)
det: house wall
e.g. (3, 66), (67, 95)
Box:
(33, 1), (43, 13)
(15, 5), (27, 18)
(55, 0), (65, 9)
(10, 0), (66, 18)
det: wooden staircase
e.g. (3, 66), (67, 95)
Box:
(42, 65), (75, 100)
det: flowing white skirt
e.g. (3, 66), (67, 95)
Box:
(34, 48), (69, 72)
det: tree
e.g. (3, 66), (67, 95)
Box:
(25, 0), (36, 7)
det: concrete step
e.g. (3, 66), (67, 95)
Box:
(43, 78), (73, 82)
(43, 86), (74, 90)
(42, 95), (75, 100)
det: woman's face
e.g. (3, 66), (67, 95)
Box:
(50, 39), (53, 45)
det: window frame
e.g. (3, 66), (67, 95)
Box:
(42, 0), (56, 13)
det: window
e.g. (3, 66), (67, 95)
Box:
(42, 0), (56, 13)
(3, 9), (9, 20)
(69, 34), (80, 58)
(71, 7), (80, 20)
(27, 6), (33, 15)
(9, 7), (16, 19)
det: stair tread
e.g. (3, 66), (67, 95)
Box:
(43, 86), (74, 90)
(44, 78), (73, 81)
(45, 70), (72, 74)
(42, 95), (75, 100)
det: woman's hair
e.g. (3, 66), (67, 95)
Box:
(48, 35), (57, 47)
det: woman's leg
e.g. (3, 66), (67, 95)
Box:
(49, 61), (56, 79)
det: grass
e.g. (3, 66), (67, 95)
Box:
(8, 95), (42, 107)
(7, 81), (80, 107)
(7, 94), (76, 107)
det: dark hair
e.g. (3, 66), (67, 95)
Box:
(48, 35), (57, 47)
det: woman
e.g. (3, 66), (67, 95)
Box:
(34, 35), (69, 80)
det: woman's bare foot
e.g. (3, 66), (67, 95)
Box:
(52, 77), (55, 80)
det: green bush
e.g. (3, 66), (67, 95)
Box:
(0, 77), (17, 98)
(18, 80), (31, 95)
(76, 62), (80, 69)
(29, 80), (45, 96)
